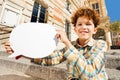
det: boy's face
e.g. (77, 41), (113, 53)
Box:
(74, 16), (97, 41)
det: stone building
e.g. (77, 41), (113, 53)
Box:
(84, 0), (111, 49)
(0, 0), (111, 49)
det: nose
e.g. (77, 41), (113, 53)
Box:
(81, 24), (87, 29)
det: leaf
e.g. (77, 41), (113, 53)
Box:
(110, 21), (120, 33)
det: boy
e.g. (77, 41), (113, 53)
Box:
(5, 7), (108, 80)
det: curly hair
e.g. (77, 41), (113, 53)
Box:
(71, 7), (100, 27)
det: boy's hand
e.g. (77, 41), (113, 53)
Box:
(4, 42), (22, 59)
(56, 30), (72, 49)
(4, 42), (14, 54)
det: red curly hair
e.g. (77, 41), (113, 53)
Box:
(71, 7), (100, 27)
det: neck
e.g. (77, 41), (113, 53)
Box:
(78, 39), (89, 47)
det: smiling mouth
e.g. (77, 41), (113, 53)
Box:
(80, 31), (89, 33)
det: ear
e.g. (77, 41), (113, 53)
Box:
(93, 27), (98, 34)
(74, 27), (77, 32)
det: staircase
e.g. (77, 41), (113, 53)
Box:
(0, 26), (13, 45)
(0, 50), (120, 80)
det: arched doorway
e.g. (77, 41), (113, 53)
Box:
(93, 28), (106, 40)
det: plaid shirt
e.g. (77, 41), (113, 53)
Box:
(32, 38), (108, 80)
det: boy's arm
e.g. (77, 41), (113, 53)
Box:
(64, 40), (107, 77)
(31, 48), (66, 66)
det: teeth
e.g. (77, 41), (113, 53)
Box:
(80, 31), (88, 33)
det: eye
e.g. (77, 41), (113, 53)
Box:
(86, 23), (92, 26)
(86, 24), (91, 25)
(77, 23), (82, 26)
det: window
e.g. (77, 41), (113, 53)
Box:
(38, 6), (46, 23)
(92, 3), (100, 14)
(31, 2), (47, 23)
(1, 9), (19, 26)
(31, 2), (39, 22)
(0, 4), (20, 27)
(65, 20), (71, 40)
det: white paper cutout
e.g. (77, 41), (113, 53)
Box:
(9, 23), (58, 58)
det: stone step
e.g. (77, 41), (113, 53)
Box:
(0, 31), (10, 37)
(0, 35), (9, 44)
(105, 52), (120, 69)
(0, 51), (120, 80)
(0, 38), (9, 45)
(0, 66), (42, 80)
(106, 68), (120, 80)
(0, 27), (12, 44)
(0, 51), (67, 80)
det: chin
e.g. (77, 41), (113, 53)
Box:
(79, 37), (88, 40)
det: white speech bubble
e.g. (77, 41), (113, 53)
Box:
(9, 23), (58, 58)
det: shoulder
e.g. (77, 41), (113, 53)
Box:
(96, 40), (107, 45)
(95, 39), (108, 50)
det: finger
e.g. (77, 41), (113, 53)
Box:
(4, 42), (10, 46)
(4, 46), (13, 52)
(5, 46), (14, 53)
(4, 45), (10, 49)
(7, 49), (13, 54)
(56, 34), (60, 38)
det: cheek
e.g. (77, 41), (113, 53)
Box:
(89, 27), (96, 34)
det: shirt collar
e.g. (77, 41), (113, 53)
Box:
(75, 38), (95, 48)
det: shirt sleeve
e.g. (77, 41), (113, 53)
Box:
(63, 40), (107, 77)
(32, 48), (66, 66)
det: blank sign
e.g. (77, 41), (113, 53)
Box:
(9, 23), (58, 58)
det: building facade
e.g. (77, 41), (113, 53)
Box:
(0, 0), (111, 49)
(84, 0), (111, 49)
